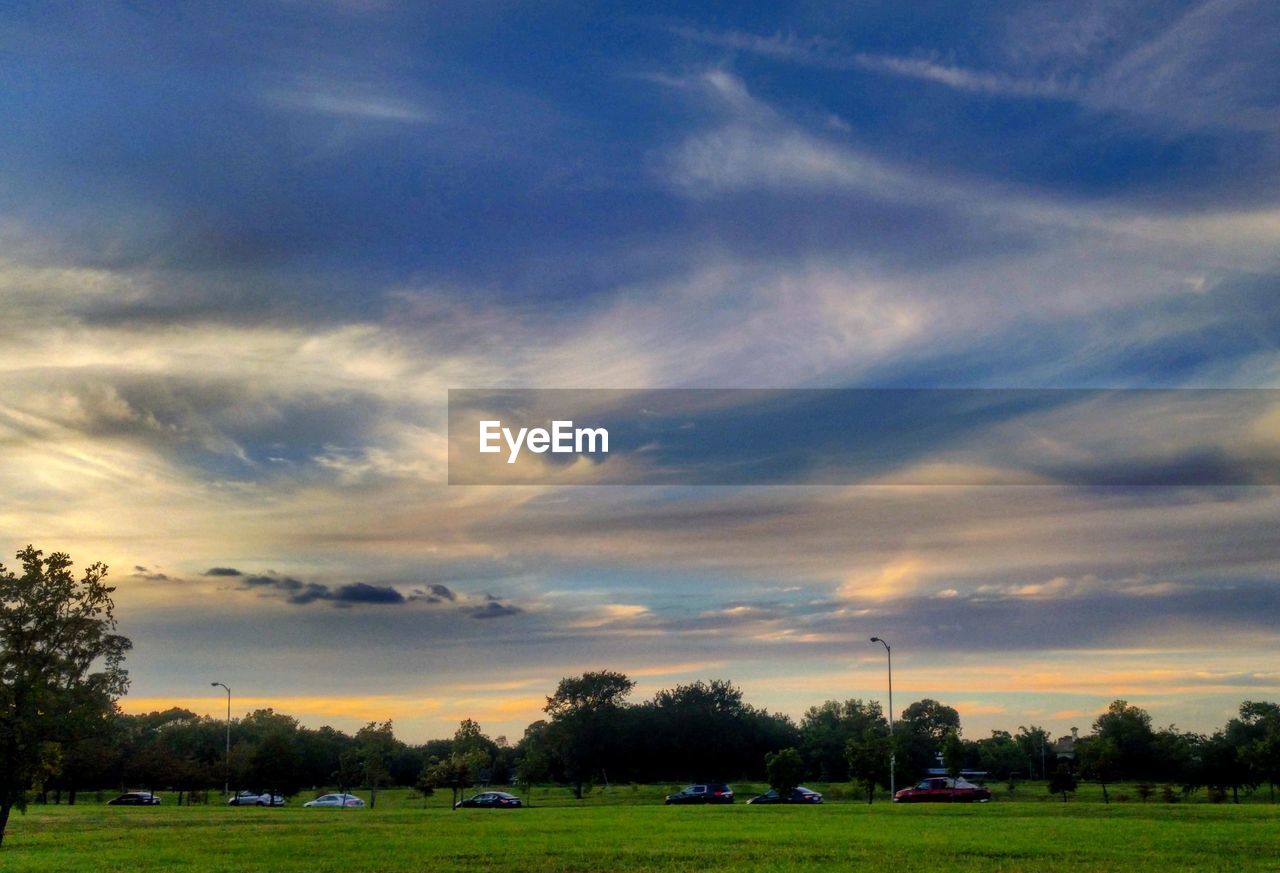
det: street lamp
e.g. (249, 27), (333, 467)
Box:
(211, 682), (231, 800)
(870, 637), (895, 798)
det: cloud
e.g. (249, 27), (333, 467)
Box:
(470, 598), (523, 620)
(266, 86), (434, 125)
(670, 27), (1073, 99)
(130, 566), (171, 582)
(203, 567), (243, 577)
(409, 583), (457, 603)
(238, 573), (405, 607)
(675, 3), (1280, 132)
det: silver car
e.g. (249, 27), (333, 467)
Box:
(303, 793), (365, 808)
(227, 791), (286, 806)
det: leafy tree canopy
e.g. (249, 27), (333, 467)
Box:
(1, 547), (131, 848)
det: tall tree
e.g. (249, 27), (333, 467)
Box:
(1, 547), (131, 848)
(1014, 725), (1051, 780)
(354, 721), (398, 808)
(543, 671), (635, 798)
(764, 748), (804, 795)
(1076, 737), (1120, 804)
(799, 699), (886, 782)
(1234, 701), (1280, 802)
(846, 729), (892, 803)
(899, 699), (960, 777)
(424, 749), (488, 809)
(1047, 762), (1077, 802)
(1093, 700), (1156, 780)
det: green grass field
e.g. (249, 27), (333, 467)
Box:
(5, 786), (1278, 872)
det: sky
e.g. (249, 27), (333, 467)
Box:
(1, 0), (1278, 743)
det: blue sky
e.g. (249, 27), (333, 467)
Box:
(1, 0), (1278, 740)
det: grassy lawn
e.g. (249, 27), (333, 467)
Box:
(4, 787), (1278, 872)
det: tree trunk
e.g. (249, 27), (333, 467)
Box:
(0, 801), (12, 849)
(1233, 785), (1239, 804)
(1100, 783), (1109, 804)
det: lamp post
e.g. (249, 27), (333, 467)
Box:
(211, 682), (231, 800)
(870, 637), (895, 798)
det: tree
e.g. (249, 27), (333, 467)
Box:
(764, 748), (804, 796)
(1047, 763), (1077, 802)
(1, 547), (131, 848)
(1198, 730), (1253, 804)
(1234, 701), (1280, 802)
(799, 699), (886, 782)
(451, 718), (497, 779)
(899, 699), (960, 778)
(424, 749), (488, 809)
(975, 731), (1026, 783)
(941, 729), (968, 790)
(513, 721), (552, 806)
(1093, 700), (1155, 780)
(1077, 737), (1120, 804)
(846, 729), (892, 803)
(1014, 725), (1051, 780)
(543, 671), (635, 798)
(354, 721), (398, 808)
(333, 749), (363, 797)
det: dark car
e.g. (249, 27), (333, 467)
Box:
(893, 777), (992, 803)
(454, 791), (523, 809)
(664, 783), (734, 804)
(747, 786), (824, 805)
(107, 792), (160, 806)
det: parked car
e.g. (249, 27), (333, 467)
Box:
(664, 783), (734, 804)
(747, 786), (824, 805)
(227, 791), (286, 806)
(303, 793), (365, 808)
(454, 791), (523, 809)
(893, 777), (992, 803)
(107, 792), (160, 805)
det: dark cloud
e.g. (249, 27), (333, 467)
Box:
(408, 583), (457, 604)
(130, 566), (170, 582)
(237, 573), (404, 607)
(203, 566), (243, 577)
(470, 599), (522, 620)
(329, 583), (406, 606)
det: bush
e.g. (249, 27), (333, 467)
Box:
(1160, 784), (1180, 803)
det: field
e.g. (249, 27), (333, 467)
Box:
(4, 786), (1278, 872)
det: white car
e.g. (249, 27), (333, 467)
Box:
(227, 791), (286, 806)
(303, 793), (365, 808)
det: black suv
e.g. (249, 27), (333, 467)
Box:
(664, 783), (734, 804)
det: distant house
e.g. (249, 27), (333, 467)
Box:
(1053, 726), (1080, 760)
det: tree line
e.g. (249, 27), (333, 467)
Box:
(30, 673), (1280, 808)
(4, 546), (1280, 852)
